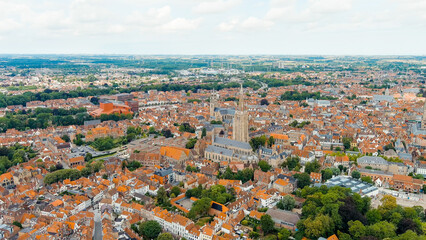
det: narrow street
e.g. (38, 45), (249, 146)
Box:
(93, 209), (102, 240)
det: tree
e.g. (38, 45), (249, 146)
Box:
(267, 136), (275, 147)
(394, 230), (426, 240)
(295, 173), (311, 189)
(260, 214), (275, 235)
(282, 156), (300, 171)
(157, 232), (174, 240)
(276, 195), (295, 211)
(348, 220), (366, 240)
(378, 195), (397, 215)
(305, 160), (320, 174)
(277, 228), (291, 240)
(390, 212), (403, 225)
(139, 220), (162, 239)
(185, 138), (198, 149)
(342, 137), (352, 150)
(201, 128), (207, 138)
(321, 169), (333, 181)
(148, 127), (157, 134)
(161, 129), (173, 138)
(249, 231), (260, 239)
(260, 99), (269, 105)
(84, 153), (92, 162)
(366, 221), (396, 239)
(12, 221), (23, 228)
(337, 231), (352, 240)
(61, 134), (70, 142)
(156, 187), (169, 206)
(366, 209), (382, 225)
(249, 135), (267, 151)
(361, 176), (373, 184)
(330, 167), (341, 176)
(188, 197), (212, 220)
(81, 167), (92, 177)
(171, 186), (181, 197)
(304, 214), (335, 239)
(126, 161), (142, 171)
(397, 218), (421, 235)
(351, 170), (361, 179)
(258, 160), (271, 172)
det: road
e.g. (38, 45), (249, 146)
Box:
(371, 190), (426, 209)
(93, 209), (102, 240)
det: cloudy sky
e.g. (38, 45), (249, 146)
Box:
(0, 0), (425, 55)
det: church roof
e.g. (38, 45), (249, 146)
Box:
(214, 137), (251, 150)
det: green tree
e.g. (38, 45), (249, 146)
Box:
(201, 128), (207, 138)
(276, 195), (295, 211)
(366, 221), (396, 239)
(394, 230), (426, 240)
(171, 186), (181, 197)
(304, 214), (335, 239)
(348, 220), (366, 240)
(188, 197), (212, 220)
(351, 170), (361, 179)
(157, 232), (174, 240)
(156, 187), (169, 206)
(390, 212), (403, 225)
(267, 136), (275, 147)
(148, 127), (157, 135)
(342, 137), (352, 150)
(277, 228), (291, 240)
(61, 134), (70, 142)
(366, 209), (382, 225)
(249, 231), (260, 239)
(260, 214), (275, 235)
(258, 160), (272, 172)
(12, 221), (23, 228)
(139, 220), (162, 239)
(295, 173), (311, 189)
(304, 160), (320, 174)
(282, 156), (300, 171)
(321, 169), (333, 181)
(185, 138), (197, 149)
(337, 231), (352, 240)
(249, 135), (267, 151)
(84, 153), (92, 162)
(361, 176), (373, 184)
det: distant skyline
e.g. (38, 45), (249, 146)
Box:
(0, 0), (425, 55)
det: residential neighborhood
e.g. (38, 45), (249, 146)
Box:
(0, 55), (425, 240)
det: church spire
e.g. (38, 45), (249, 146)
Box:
(238, 83), (245, 111)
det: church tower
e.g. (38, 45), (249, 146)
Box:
(422, 100), (426, 130)
(210, 90), (219, 119)
(232, 84), (249, 142)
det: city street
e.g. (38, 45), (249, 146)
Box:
(93, 209), (102, 240)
